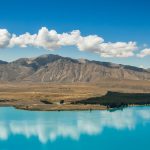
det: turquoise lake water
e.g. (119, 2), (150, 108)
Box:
(0, 106), (150, 150)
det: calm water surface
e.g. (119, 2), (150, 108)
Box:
(0, 106), (150, 150)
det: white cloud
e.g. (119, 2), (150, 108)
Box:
(137, 48), (150, 58)
(0, 29), (11, 48)
(9, 33), (37, 48)
(99, 42), (137, 57)
(58, 30), (81, 46)
(77, 35), (104, 52)
(0, 27), (146, 58)
(35, 27), (60, 50)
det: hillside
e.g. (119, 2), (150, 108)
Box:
(0, 54), (149, 82)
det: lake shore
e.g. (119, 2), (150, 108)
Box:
(0, 81), (149, 111)
(0, 102), (149, 111)
(0, 91), (150, 111)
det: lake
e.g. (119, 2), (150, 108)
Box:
(0, 106), (150, 150)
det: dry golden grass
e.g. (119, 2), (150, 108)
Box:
(0, 79), (149, 111)
(0, 79), (149, 103)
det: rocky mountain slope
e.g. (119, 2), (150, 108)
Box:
(0, 54), (149, 82)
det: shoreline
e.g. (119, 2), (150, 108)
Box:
(15, 104), (150, 111)
(0, 101), (150, 112)
(0, 103), (108, 111)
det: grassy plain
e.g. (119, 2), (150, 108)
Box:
(0, 79), (149, 110)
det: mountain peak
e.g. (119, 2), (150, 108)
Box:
(0, 54), (149, 82)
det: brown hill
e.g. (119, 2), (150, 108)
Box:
(0, 54), (149, 82)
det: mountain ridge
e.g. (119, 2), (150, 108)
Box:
(0, 54), (149, 82)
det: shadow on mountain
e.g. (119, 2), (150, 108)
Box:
(73, 91), (150, 108)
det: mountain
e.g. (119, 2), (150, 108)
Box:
(0, 60), (8, 64)
(0, 54), (149, 82)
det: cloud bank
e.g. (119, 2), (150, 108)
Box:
(0, 27), (149, 57)
(0, 29), (11, 48)
(137, 48), (150, 58)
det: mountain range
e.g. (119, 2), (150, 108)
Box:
(0, 54), (149, 82)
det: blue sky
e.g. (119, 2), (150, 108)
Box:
(0, 0), (150, 68)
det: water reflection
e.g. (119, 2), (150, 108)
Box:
(0, 107), (150, 143)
